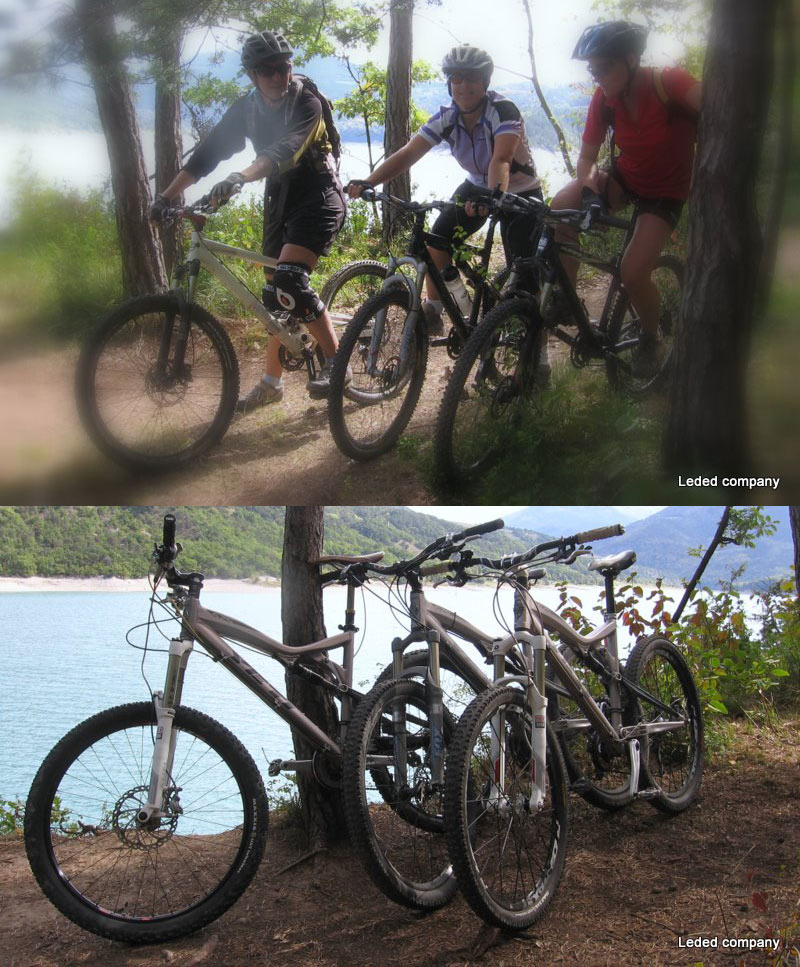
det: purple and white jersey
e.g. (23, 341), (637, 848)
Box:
(419, 91), (540, 193)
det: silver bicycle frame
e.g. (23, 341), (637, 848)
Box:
(184, 229), (310, 356)
(140, 590), (356, 822)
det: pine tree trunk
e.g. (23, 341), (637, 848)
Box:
(154, 26), (184, 281)
(383, 0), (414, 244)
(281, 506), (347, 847)
(790, 506), (800, 599)
(76, 0), (167, 298)
(663, 0), (777, 473)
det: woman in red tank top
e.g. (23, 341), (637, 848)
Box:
(552, 21), (701, 378)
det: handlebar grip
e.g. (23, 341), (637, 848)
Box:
(457, 518), (505, 540)
(419, 561), (456, 577)
(572, 524), (624, 544)
(163, 514), (177, 548)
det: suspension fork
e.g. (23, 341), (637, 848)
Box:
(139, 630), (195, 824)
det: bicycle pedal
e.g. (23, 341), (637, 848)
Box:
(268, 758), (283, 777)
(635, 787), (661, 800)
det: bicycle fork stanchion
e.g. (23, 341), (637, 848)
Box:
(426, 630), (445, 787)
(140, 635), (194, 824)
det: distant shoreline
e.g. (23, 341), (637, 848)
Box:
(0, 576), (280, 594)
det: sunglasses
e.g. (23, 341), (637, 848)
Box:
(254, 62), (292, 78)
(448, 71), (483, 85)
(587, 61), (617, 80)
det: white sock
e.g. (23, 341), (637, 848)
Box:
(424, 299), (443, 314)
(262, 374), (283, 388)
(539, 330), (550, 366)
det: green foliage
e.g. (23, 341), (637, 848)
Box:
(183, 74), (247, 141)
(0, 506), (602, 583)
(0, 178), (121, 343)
(334, 58), (438, 168)
(0, 798), (24, 835)
(445, 367), (665, 503)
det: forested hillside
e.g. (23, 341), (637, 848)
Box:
(0, 506), (597, 582)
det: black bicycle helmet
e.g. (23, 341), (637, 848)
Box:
(241, 30), (294, 70)
(441, 45), (493, 87)
(572, 21), (648, 60)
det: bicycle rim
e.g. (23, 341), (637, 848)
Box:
(342, 679), (457, 909)
(625, 636), (704, 812)
(25, 703), (265, 941)
(328, 290), (428, 460)
(445, 686), (568, 930)
(321, 260), (389, 332)
(435, 298), (540, 486)
(79, 296), (238, 470)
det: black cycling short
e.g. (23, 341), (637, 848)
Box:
(263, 173), (346, 259)
(428, 180), (544, 265)
(603, 166), (685, 231)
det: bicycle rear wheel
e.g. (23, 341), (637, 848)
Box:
(342, 678), (458, 909)
(605, 255), (683, 396)
(434, 296), (541, 488)
(77, 294), (239, 472)
(444, 686), (569, 930)
(320, 259), (389, 333)
(624, 635), (704, 813)
(328, 289), (428, 460)
(24, 702), (268, 944)
(548, 662), (633, 811)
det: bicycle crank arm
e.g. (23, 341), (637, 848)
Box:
(268, 758), (315, 776)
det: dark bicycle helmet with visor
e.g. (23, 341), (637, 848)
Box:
(241, 30), (294, 70)
(572, 21), (648, 60)
(441, 45), (494, 89)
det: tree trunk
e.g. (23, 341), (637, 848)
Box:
(281, 506), (347, 847)
(521, 0), (575, 177)
(672, 507), (731, 623)
(663, 0), (777, 474)
(382, 0), (414, 244)
(790, 506), (800, 599)
(76, 0), (167, 298)
(154, 26), (184, 281)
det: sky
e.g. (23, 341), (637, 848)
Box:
(407, 506), (666, 526)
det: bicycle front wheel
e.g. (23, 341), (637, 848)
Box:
(434, 296), (541, 488)
(624, 635), (704, 813)
(320, 259), (389, 332)
(328, 289), (428, 460)
(444, 686), (569, 930)
(605, 255), (683, 396)
(342, 679), (459, 910)
(77, 295), (239, 472)
(24, 702), (268, 944)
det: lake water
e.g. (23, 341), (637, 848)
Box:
(0, 129), (573, 226)
(1, 582), (625, 802)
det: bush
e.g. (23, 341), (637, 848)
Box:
(0, 179), (122, 342)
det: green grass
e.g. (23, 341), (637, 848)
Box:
(431, 364), (677, 503)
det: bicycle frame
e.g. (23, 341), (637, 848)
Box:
(181, 223), (310, 356)
(139, 581), (360, 823)
(536, 210), (638, 359)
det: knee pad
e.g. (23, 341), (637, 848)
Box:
(273, 262), (324, 323)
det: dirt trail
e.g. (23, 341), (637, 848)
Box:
(0, 338), (451, 505)
(3, 719), (798, 967)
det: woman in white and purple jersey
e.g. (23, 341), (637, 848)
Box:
(347, 45), (543, 334)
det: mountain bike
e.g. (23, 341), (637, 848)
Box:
(434, 190), (683, 486)
(22, 514), (507, 942)
(327, 188), (513, 460)
(75, 197), (388, 473)
(443, 524), (704, 930)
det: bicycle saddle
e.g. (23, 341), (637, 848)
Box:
(311, 552), (385, 565)
(588, 550), (636, 576)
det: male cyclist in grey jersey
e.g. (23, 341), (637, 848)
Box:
(150, 30), (347, 409)
(347, 46), (544, 344)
